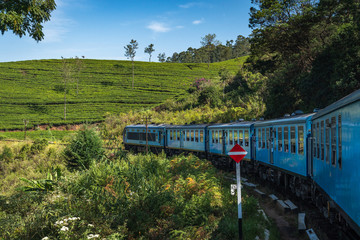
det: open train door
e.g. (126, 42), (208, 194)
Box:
(307, 136), (314, 177)
(269, 127), (274, 164)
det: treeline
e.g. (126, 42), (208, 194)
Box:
(246, 0), (360, 117)
(161, 34), (250, 64)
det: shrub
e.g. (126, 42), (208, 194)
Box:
(63, 128), (104, 170)
(1, 145), (14, 162)
(30, 139), (48, 154)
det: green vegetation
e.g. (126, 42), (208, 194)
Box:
(0, 0), (56, 42)
(0, 130), (74, 141)
(0, 57), (244, 130)
(63, 128), (104, 170)
(0, 129), (279, 239)
(248, 0), (360, 117)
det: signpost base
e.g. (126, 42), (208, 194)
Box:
(236, 162), (243, 240)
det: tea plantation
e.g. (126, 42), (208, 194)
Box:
(0, 58), (245, 130)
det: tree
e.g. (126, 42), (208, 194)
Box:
(0, 0), (56, 41)
(144, 43), (155, 62)
(200, 33), (220, 68)
(158, 52), (166, 62)
(124, 39), (138, 89)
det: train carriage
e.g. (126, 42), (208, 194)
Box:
(165, 124), (208, 157)
(254, 113), (314, 177)
(311, 89), (360, 236)
(123, 124), (167, 152)
(207, 122), (254, 168)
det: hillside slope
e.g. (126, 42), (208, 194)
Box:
(0, 58), (245, 130)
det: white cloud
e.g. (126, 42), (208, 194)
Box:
(192, 19), (204, 25)
(42, 3), (76, 43)
(179, 2), (201, 8)
(147, 22), (171, 33)
(176, 25), (184, 29)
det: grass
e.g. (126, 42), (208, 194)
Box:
(0, 57), (246, 130)
(0, 130), (75, 142)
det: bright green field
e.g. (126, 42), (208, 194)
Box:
(0, 58), (245, 130)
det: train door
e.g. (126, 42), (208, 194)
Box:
(252, 129), (256, 160)
(307, 136), (313, 177)
(222, 130), (227, 155)
(269, 127), (274, 164)
(180, 130), (185, 148)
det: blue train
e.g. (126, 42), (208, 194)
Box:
(123, 89), (360, 237)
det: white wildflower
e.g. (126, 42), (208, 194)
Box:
(88, 224), (94, 227)
(42, 237), (49, 240)
(87, 234), (100, 239)
(60, 226), (69, 231)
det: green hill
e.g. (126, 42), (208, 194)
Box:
(0, 57), (246, 130)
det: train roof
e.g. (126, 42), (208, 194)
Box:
(313, 89), (360, 120)
(125, 124), (169, 129)
(254, 113), (314, 127)
(207, 121), (255, 128)
(166, 124), (209, 129)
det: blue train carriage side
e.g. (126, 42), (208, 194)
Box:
(310, 89), (360, 237)
(207, 122), (254, 169)
(165, 124), (208, 158)
(123, 124), (167, 153)
(253, 113), (314, 197)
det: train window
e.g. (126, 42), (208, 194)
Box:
(191, 130), (194, 142)
(127, 132), (139, 140)
(331, 117), (336, 166)
(229, 130), (233, 145)
(338, 115), (342, 169)
(212, 131), (214, 143)
(245, 130), (249, 146)
(321, 121), (324, 160)
(258, 129), (261, 148)
(317, 122), (320, 159)
(239, 130), (243, 146)
(170, 130), (172, 140)
(219, 131), (223, 144)
(234, 130), (238, 144)
(262, 128), (265, 148)
(326, 119), (330, 163)
(298, 126), (304, 155)
(290, 126), (296, 154)
(215, 131), (219, 144)
(186, 130), (190, 141)
(266, 128), (269, 149)
(278, 127), (282, 151)
(225, 130), (228, 145)
(177, 130), (180, 141)
(195, 130), (199, 142)
(284, 127), (289, 152)
(200, 130), (204, 143)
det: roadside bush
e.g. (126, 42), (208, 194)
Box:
(63, 128), (104, 170)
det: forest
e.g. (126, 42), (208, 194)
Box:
(165, 0), (360, 117)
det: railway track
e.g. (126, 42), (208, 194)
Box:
(239, 171), (358, 240)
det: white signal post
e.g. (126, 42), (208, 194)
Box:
(228, 144), (248, 240)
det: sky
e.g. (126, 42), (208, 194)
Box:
(0, 0), (254, 62)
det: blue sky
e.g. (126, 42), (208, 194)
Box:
(0, 0), (253, 62)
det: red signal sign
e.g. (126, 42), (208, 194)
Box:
(228, 144), (248, 163)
